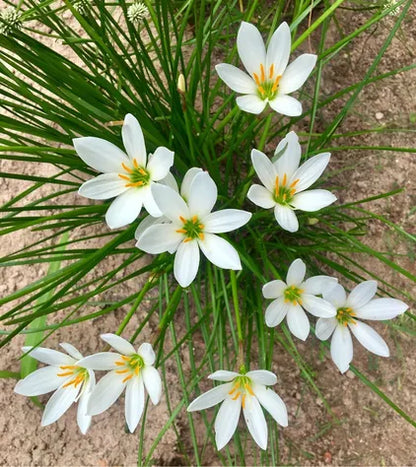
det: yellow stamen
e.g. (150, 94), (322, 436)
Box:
(260, 63), (265, 82)
(63, 378), (76, 388)
(192, 215), (198, 223)
(271, 75), (282, 93)
(184, 237), (192, 243)
(229, 387), (236, 395)
(245, 383), (255, 396)
(282, 173), (287, 186)
(176, 228), (187, 234)
(253, 72), (260, 86)
(198, 232), (204, 241)
(198, 223), (204, 229)
(242, 393), (246, 409)
(116, 369), (129, 374)
(135, 366), (140, 375)
(59, 365), (77, 370)
(121, 355), (130, 361)
(290, 178), (300, 188)
(269, 64), (274, 79)
(122, 162), (133, 174)
(179, 215), (186, 223)
(122, 374), (133, 383)
(115, 361), (125, 366)
(258, 85), (265, 95)
(118, 174), (130, 182)
(133, 158), (139, 169)
(57, 371), (74, 377)
(126, 181), (144, 187)
(231, 391), (241, 401)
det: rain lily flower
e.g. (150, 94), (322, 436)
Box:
(215, 22), (317, 116)
(187, 369), (288, 450)
(77, 334), (161, 433)
(315, 281), (408, 373)
(136, 168), (252, 287)
(74, 113), (174, 229)
(263, 258), (337, 340)
(14, 343), (95, 434)
(247, 131), (336, 232)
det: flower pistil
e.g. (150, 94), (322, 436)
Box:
(176, 215), (205, 242)
(118, 159), (150, 188)
(336, 306), (356, 326)
(57, 365), (89, 389)
(253, 63), (282, 100)
(283, 285), (303, 306)
(228, 375), (254, 409)
(114, 354), (144, 383)
(273, 174), (299, 205)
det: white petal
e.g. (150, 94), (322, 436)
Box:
(14, 366), (63, 396)
(215, 63), (257, 93)
(262, 280), (286, 299)
(21, 346), (74, 366)
(286, 258), (306, 285)
(141, 184), (163, 217)
(151, 183), (189, 221)
(138, 343), (156, 366)
(269, 95), (302, 116)
(355, 298), (408, 321)
(279, 54), (317, 94)
(266, 22), (291, 76)
(105, 189), (143, 229)
(330, 325), (353, 373)
(87, 371), (126, 416)
(121, 113), (147, 166)
(243, 395), (268, 450)
(274, 204), (299, 232)
(237, 21), (266, 76)
(292, 152), (331, 192)
(265, 297), (290, 327)
(159, 171), (179, 192)
(187, 383), (233, 411)
(188, 171), (217, 218)
(303, 275), (338, 295)
(208, 370), (240, 382)
(76, 352), (121, 370)
(247, 184), (275, 209)
(125, 376), (145, 433)
(100, 333), (136, 355)
(142, 366), (162, 405)
(134, 215), (166, 243)
(59, 343), (83, 361)
(203, 209), (251, 233)
(236, 95), (267, 114)
(77, 381), (93, 434)
(73, 137), (129, 173)
(147, 147), (174, 181)
(215, 397), (241, 450)
(346, 281), (378, 309)
(301, 295), (337, 318)
(286, 305), (310, 341)
(174, 240), (200, 287)
(180, 167), (203, 200)
(251, 149), (276, 192)
(246, 370), (277, 386)
(136, 223), (182, 254)
(78, 174), (127, 200)
(198, 233), (242, 270)
(253, 383), (288, 427)
(41, 384), (80, 426)
(274, 131), (301, 179)
(315, 317), (337, 341)
(349, 321), (390, 357)
(323, 283), (347, 308)
(292, 189), (336, 211)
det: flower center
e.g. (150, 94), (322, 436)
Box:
(273, 173), (299, 205)
(118, 158), (150, 188)
(114, 353), (144, 383)
(57, 365), (88, 389)
(253, 63), (282, 101)
(283, 285), (304, 305)
(336, 307), (356, 326)
(176, 215), (205, 242)
(228, 376), (254, 409)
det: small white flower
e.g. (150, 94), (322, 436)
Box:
(0, 6), (22, 35)
(247, 131), (336, 232)
(215, 21), (317, 116)
(127, 2), (149, 26)
(315, 281), (408, 373)
(263, 258), (337, 340)
(136, 168), (252, 287)
(74, 113), (174, 229)
(14, 343), (95, 434)
(72, 0), (90, 15)
(77, 334), (162, 433)
(187, 369), (288, 450)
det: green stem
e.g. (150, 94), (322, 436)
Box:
(230, 270), (244, 369)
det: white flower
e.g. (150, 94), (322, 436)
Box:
(215, 21), (317, 116)
(72, 0), (90, 15)
(74, 113), (174, 229)
(315, 281), (408, 373)
(187, 369), (288, 450)
(263, 258), (337, 340)
(0, 6), (22, 35)
(247, 131), (336, 232)
(136, 168), (252, 287)
(77, 334), (162, 433)
(127, 2), (149, 26)
(14, 343), (95, 434)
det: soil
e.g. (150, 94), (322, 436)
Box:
(1, 2), (415, 466)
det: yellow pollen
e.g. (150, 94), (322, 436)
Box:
(176, 228), (187, 234)
(290, 178), (300, 188)
(228, 387), (236, 395)
(282, 193), (287, 201)
(138, 168), (147, 176)
(260, 63), (265, 82)
(269, 64), (274, 79)
(135, 366), (140, 375)
(198, 232), (204, 241)
(253, 72), (260, 86)
(59, 365), (77, 370)
(115, 361), (125, 366)
(290, 189), (296, 196)
(242, 393), (246, 409)
(57, 371), (74, 377)
(192, 215), (198, 223)
(126, 181), (144, 187)
(271, 75), (282, 93)
(282, 173), (287, 186)
(133, 158), (139, 169)
(122, 374), (133, 383)
(183, 237), (192, 243)
(258, 85), (266, 95)
(115, 369), (130, 374)
(118, 174), (130, 181)
(121, 355), (130, 361)
(121, 162), (133, 174)
(245, 383), (254, 396)
(231, 391), (241, 401)
(179, 215), (186, 223)
(198, 223), (204, 229)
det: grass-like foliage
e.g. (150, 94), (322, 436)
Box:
(1, 0), (415, 464)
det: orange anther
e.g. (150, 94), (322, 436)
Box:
(122, 374), (133, 383)
(115, 361), (125, 366)
(253, 72), (260, 86)
(271, 75), (282, 93)
(228, 387), (236, 395)
(134, 366), (140, 375)
(260, 63), (265, 82)
(245, 383), (254, 396)
(116, 369), (129, 374)
(176, 228), (187, 234)
(269, 64), (274, 79)
(133, 158), (139, 169)
(282, 173), (287, 186)
(258, 85), (266, 95)
(290, 178), (300, 188)
(59, 365), (77, 370)
(121, 162), (133, 174)
(179, 216), (186, 223)
(121, 355), (130, 361)
(242, 393), (246, 409)
(183, 237), (192, 243)
(192, 215), (198, 223)
(198, 232), (204, 241)
(118, 174), (130, 182)
(57, 371), (74, 377)
(231, 391), (241, 401)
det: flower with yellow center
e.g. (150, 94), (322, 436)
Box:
(315, 282), (408, 373)
(215, 22), (317, 116)
(187, 369), (288, 450)
(77, 333), (161, 433)
(136, 168), (252, 287)
(263, 258), (337, 341)
(74, 113), (174, 229)
(247, 131), (337, 232)
(14, 343), (95, 434)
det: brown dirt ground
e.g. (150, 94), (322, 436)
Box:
(1, 2), (415, 466)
